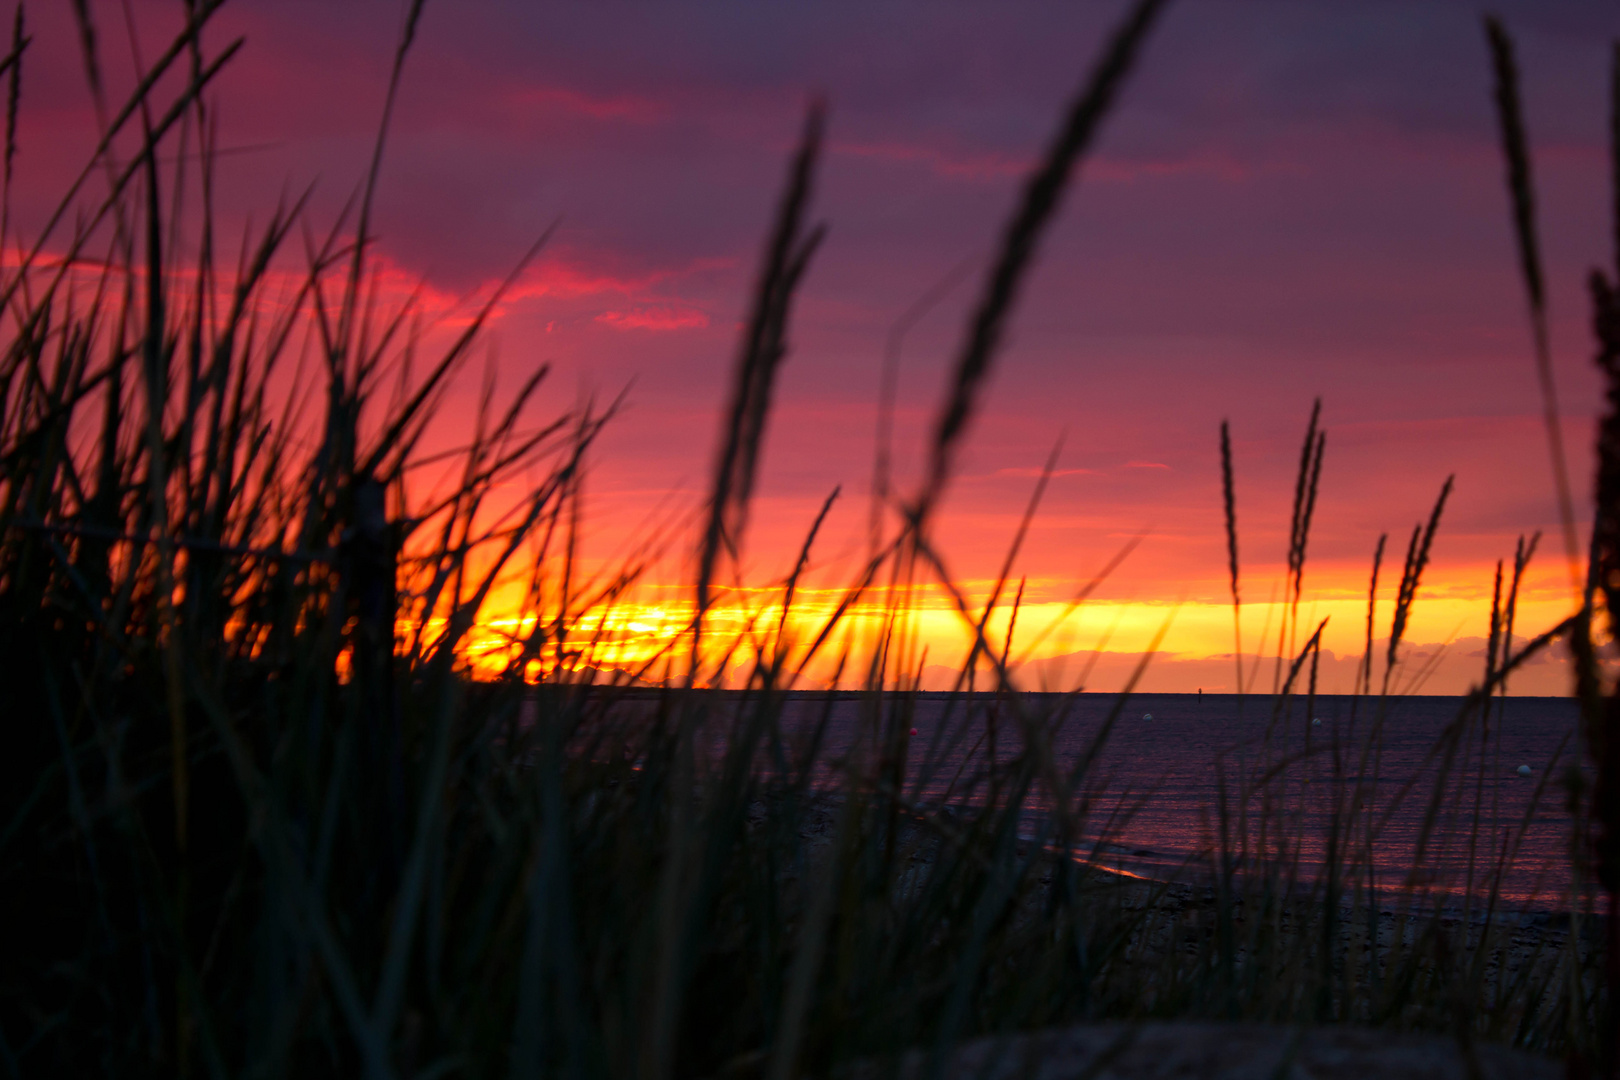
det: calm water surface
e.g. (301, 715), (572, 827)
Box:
(769, 692), (1587, 910)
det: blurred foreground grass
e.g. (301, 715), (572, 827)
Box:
(0, 2), (1613, 1078)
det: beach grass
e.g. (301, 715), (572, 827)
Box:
(0, 2), (1613, 1078)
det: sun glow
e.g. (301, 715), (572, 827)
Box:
(435, 554), (1580, 696)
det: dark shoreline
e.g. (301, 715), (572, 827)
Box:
(565, 687), (1576, 702)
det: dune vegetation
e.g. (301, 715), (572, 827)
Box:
(0, 1), (1615, 1077)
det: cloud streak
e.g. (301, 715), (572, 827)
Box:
(595, 306), (711, 331)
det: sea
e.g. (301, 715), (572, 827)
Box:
(763, 691), (1592, 913)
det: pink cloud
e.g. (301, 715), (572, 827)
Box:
(505, 254), (738, 303)
(994, 466), (1099, 478)
(505, 85), (666, 123)
(595, 306), (710, 331)
(1126, 461), (1171, 470)
(510, 263), (663, 300)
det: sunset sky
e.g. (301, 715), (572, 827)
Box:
(22, 0), (1620, 693)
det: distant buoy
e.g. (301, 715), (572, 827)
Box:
(1517, 765), (1532, 778)
(1311, 718), (1322, 727)
(1143, 713), (1153, 721)
(909, 727), (917, 737)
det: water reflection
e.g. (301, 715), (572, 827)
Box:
(766, 691), (1587, 910)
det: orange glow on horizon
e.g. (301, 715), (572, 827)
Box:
(446, 551), (1584, 697)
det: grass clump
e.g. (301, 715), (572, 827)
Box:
(0, 3), (1613, 1079)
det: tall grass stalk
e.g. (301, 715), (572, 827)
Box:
(1491, 15), (1620, 1075)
